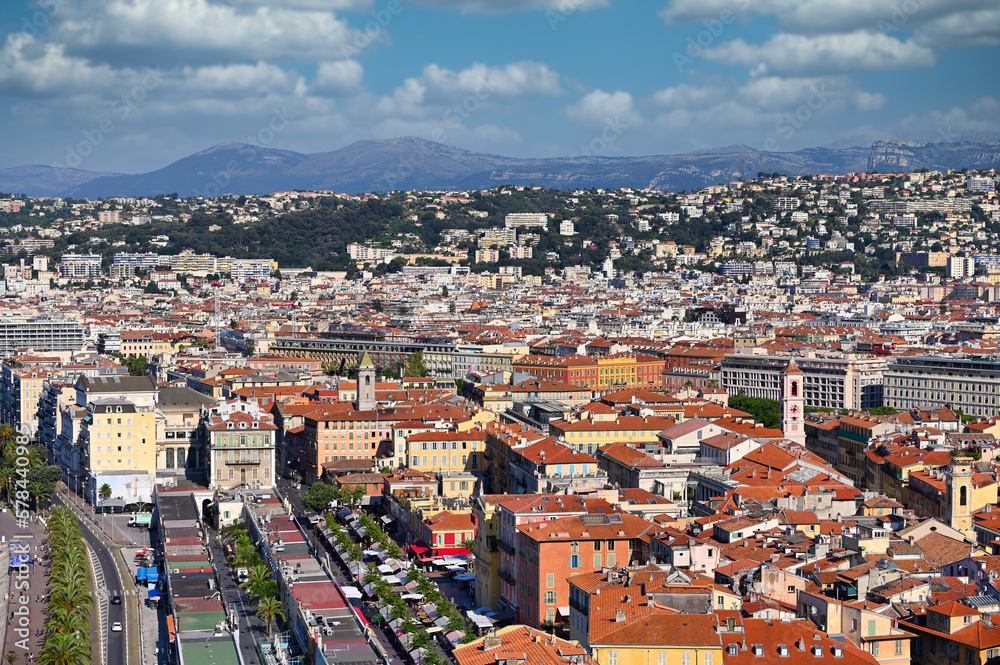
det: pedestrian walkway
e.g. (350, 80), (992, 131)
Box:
(1, 511), (49, 663)
(205, 525), (265, 665)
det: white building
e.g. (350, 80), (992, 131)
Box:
(720, 351), (886, 411)
(504, 213), (548, 230)
(59, 254), (102, 279)
(947, 256), (977, 280)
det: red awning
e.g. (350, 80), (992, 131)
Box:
(408, 543), (430, 555)
(167, 615), (176, 642)
(432, 547), (470, 556)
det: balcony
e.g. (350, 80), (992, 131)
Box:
(498, 539), (515, 555)
(225, 458), (262, 465)
(499, 568), (516, 586)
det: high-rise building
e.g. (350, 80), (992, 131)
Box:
(0, 317), (85, 354)
(59, 254), (102, 279)
(884, 355), (1000, 418)
(947, 255), (977, 279)
(721, 351), (885, 411)
(504, 213), (549, 230)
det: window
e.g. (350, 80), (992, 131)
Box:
(547, 574), (555, 588)
(594, 540), (602, 551)
(895, 640), (903, 656)
(681, 651), (691, 665)
(544, 591), (556, 604)
(571, 541), (579, 553)
(872, 642), (879, 657)
(607, 651), (617, 665)
(594, 554), (602, 568)
(607, 553), (615, 567)
(704, 653), (713, 665)
(657, 652), (667, 665)
(569, 555), (580, 569)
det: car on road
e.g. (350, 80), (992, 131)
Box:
(111, 594), (122, 605)
(111, 621), (123, 632)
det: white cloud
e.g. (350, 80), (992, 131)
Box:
(312, 60), (365, 95)
(49, 0), (356, 65)
(565, 90), (641, 125)
(659, 0), (996, 35)
(652, 83), (727, 108)
(0, 33), (120, 97)
(411, 0), (609, 13)
(371, 61), (561, 118)
(418, 62), (562, 100)
(914, 7), (1000, 50)
(705, 30), (935, 76)
(853, 90), (887, 112)
(971, 96), (1000, 116)
(178, 62), (305, 96)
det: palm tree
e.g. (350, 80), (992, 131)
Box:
(30, 479), (52, 510)
(0, 467), (13, 502)
(98, 484), (112, 502)
(5, 650), (20, 665)
(45, 604), (90, 635)
(38, 631), (93, 665)
(241, 564), (272, 600)
(256, 597), (285, 638)
(461, 537), (475, 552)
(234, 542), (258, 567)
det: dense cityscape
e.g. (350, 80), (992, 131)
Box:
(0, 167), (998, 665)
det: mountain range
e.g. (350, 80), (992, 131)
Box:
(3, 137), (999, 199)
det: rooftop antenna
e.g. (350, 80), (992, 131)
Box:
(214, 282), (221, 349)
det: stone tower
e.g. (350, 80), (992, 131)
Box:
(357, 351), (376, 412)
(781, 359), (806, 445)
(945, 460), (974, 538)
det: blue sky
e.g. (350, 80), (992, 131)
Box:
(0, 0), (997, 174)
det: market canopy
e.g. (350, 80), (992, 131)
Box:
(341, 586), (362, 599)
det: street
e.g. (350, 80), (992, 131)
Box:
(53, 491), (140, 665)
(206, 524), (265, 665)
(276, 478), (468, 664)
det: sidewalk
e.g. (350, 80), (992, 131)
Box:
(1, 512), (49, 662)
(117, 523), (164, 665)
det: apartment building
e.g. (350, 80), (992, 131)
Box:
(513, 354), (665, 391)
(836, 415), (900, 487)
(0, 316), (85, 354)
(548, 415), (678, 455)
(720, 351), (886, 411)
(81, 398), (157, 504)
(205, 406), (277, 492)
(884, 356), (1000, 418)
(301, 406), (392, 481)
(59, 254), (102, 279)
(405, 430), (486, 473)
(504, 213), (549, 229)
(515, 512), (655, 627)
(156, 387), (216, 482)
(0, 361), (59, 434)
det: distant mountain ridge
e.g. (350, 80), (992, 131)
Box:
(3, 137), (999, 198)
